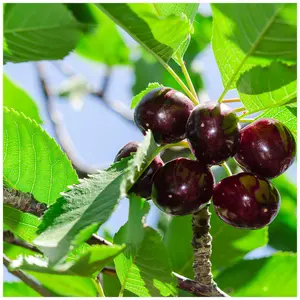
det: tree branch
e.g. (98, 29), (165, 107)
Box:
(53, 62), (134, 124)
(86, 233), (228, 297)
(3, 230), (42, 254)
(86, 233), (113, 246)
(35, 63), (96, 178)
(3, 255), (54, 297)
(192, 204), (213, 285)
(191, 204), (229, 296)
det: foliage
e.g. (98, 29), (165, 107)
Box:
(3, 2), (297, 298)
(3, 107), (78, 205)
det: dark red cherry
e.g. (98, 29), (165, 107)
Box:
(152, 158), (214, 216)
(186, 102), (240, 165)
(235, 119), (296, 178)
(212, 172), (280, 229)
(114, 142), (163, 199)
(134, 87), (194, 144)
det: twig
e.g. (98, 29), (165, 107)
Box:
(3, 230), (42, 254)
(3, 255), (54, 297)
(35, 63), (96, 178)
(86, 233), (113, 246)
(234, 107), (246, 113)
(86, 233), (228, 297)
(222, 98), (240, 103)
(175, 272), (228, 297)
(52, 62), (134, 125)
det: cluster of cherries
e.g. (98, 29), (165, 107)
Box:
(115, 87), (296, 229)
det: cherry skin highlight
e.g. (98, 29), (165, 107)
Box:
(134, 87), (194, 144)
(212, 172), (280, 229)
(114, 142), (163, 199)
(152, 158), (214, 216)
(186, 102), (240, 165)
(235, 118), (296, 178)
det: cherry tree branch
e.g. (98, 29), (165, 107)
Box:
(3, 230), (42, 253)
(86, 233), (228, 297)
(192, 204), (229, 296)
(52, 62), (134, 124)
(35, 63), (96, 178)
(3, 255), (55, 297)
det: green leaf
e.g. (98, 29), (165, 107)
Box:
(3, 282), (40, 297)
(114, 195), (176, 296)
(121, 130), (161, 195)
(10, 244), (125, 277)
(34, 157), (130, 264)
(212, 3), (297, 91)
(153, 3), (199, 63)
(3, 107), (78, 205)
(4, 74), (42, 124)
(103, 273), (137, 297)
(192, 13), (213, 53)
(4, 242), (37, 260)
(4, 243), (98, 297)
(164, 215), (193, 278)
(210, 206), (268, 275)
(98, 3), (192, 63)
(126, 194), (150, 248)
(4, 3), (83, 63)
(72, 3), (130, 65)
(4, 244), (98, 297)
(237, 62), (296, 114)
(257, 103), (297, 141)
(29, 273), (98, 297)
(132, 13), (211, 97)
(131, 82), (163, 109)
(215, 252), (297, 296)
(4, 205), (41, 243)
(268, 175), (297, 252)
(115, 226), (177, 297)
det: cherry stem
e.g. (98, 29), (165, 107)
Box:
(178, 55), (198, 103)
(221, 162), (233, 177)
(239, 118), (255, 123)
(160, 59), (199, 105)
(234, 107), (247, 113)
(222, 98), (240, 103)
(94, 280), (105, 297)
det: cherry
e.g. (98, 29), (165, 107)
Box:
(134, 87), (194, 144)
(114, 142), (163, 199)
(212, 172), (280, 229)
(186, 102), (240, 165)
(152, 158), (214, 216)
(235, 118), (296, 178)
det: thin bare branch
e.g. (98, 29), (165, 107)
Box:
(4, 230), (42, 254)
(52, 61), (134, 124)
(3, 255), (54, 297)
(35, 63), (96, 178)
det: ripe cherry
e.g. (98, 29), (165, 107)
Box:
(235, 119), (296, 178)
(212, 172), (280, 229)
(186, 102), (240, 165)
(152, 158), (214, 216)
(114, 142), (163, 199)
(134, 87), (194, 144)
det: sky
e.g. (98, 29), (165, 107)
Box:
(3, 3), (296, 282)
